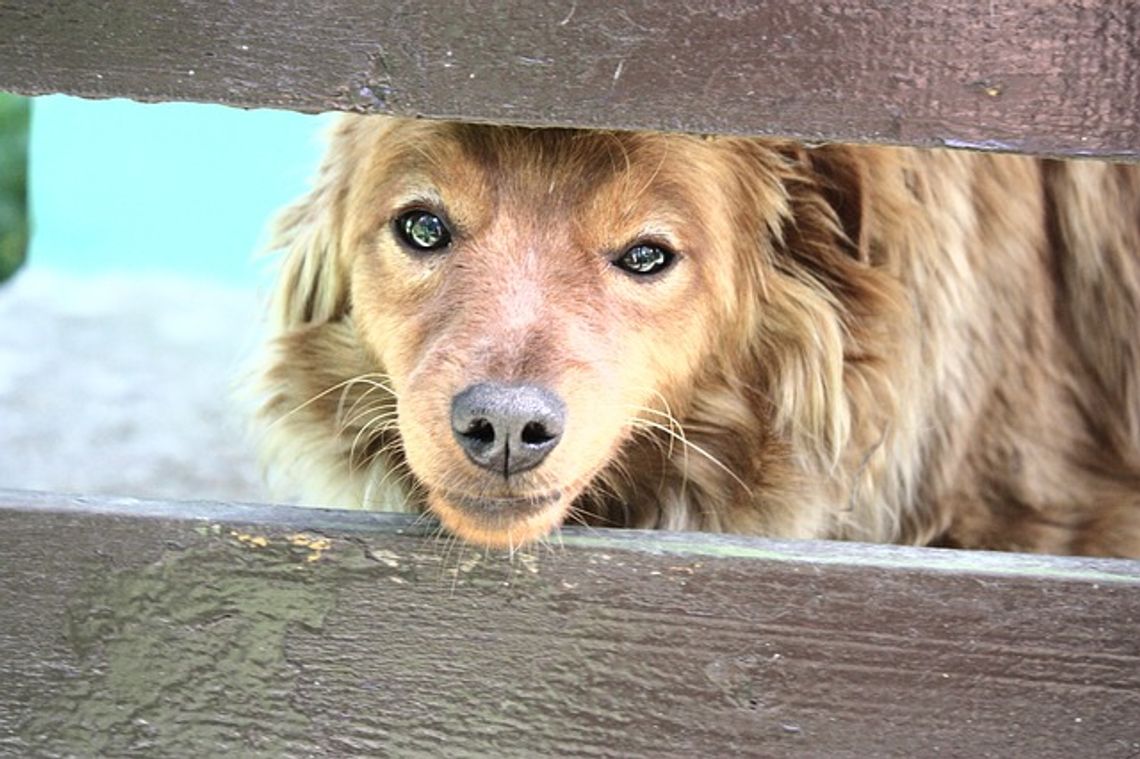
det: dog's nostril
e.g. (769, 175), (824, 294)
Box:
(521, 421), (555, 446)
(464, 418), (496, 445)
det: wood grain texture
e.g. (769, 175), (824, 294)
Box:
(0, 1), (1138, 157)
(1, 490), (1138, 757)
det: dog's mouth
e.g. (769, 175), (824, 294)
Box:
(426, 486), (572, 548)
(442, 489), (562, 518)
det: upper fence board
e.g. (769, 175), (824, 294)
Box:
(1, 0), (1138, 158)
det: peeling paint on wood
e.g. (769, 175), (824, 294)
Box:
(1, 491), (1138, 756)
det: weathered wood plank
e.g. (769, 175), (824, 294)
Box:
(1, 489), (1138, 756)
(1, 1), (1138, 158)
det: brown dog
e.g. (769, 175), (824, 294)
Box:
(254, 115), (1140, 557)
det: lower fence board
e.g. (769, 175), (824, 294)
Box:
(1, 489), (1138, 756)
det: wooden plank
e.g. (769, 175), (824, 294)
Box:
(1, 490), (1138, 756)
(1, 1), (1138, 158)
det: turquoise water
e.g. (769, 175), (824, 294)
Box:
(28, 96), (333, 286)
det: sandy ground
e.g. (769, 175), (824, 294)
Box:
(0, 267), (276, 504)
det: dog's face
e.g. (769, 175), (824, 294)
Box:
(265, 116), (876, 548)
(289, 119), (777, 546)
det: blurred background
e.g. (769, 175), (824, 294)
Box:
(0, 93), (332, 503)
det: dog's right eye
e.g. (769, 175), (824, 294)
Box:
(614, 243), (675, 277)
(395, 210), (452, 252)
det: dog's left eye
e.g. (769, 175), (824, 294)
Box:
(614, 243), (675, 276)
(395, 210), (451, 252)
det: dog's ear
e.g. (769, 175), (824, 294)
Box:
(805, 145), (871, 263)
(753, 143), (900, 471)
(268, 119), (361, 330)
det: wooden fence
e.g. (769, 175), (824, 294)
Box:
(1, 1), (1139, 755)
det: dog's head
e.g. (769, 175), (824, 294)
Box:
(260, 116), (896, 547)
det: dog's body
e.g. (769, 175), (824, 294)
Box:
(255, 115), (1140, 557)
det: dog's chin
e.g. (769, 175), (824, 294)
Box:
(426, 489), (572, 549)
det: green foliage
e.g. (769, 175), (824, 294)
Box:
(0, 93), (29, 282)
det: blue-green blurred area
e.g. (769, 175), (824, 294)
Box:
(0, 95), (334, 503)
(29, 95), (332, 286)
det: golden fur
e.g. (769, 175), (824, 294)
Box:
(254, 115), (1140, 557)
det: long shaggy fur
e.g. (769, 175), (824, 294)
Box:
(253, 115), (1140, 557)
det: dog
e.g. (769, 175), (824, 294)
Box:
(253, 115), (1140, 558)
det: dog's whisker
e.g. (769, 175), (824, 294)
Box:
(564, 503), (599, 531)
(359, 446), (407, 508)
(547, 529), (566, 555)
(624, 412), (691, 504)
(348, 415), (391, 473)
(337, 380), (397, 430)
(582, 462), (634, 528)
(439, 531), (460, 579)
(626, 415), (677, 459)
(409, 500), (437, 529)
(624, 404), (683, 457)
(270, 372), (398, 430)
(625, 393), (691, 493)
(448, 541), (471, 596)
(356, 440), (418, 513)
(625, 423), (683, 505)
(337, 398), (394, 433)
(365, 445), (417, 502)
(628, 418), (752, 496)
(363, 432), (406, 458)
(339, 404), (398, 438)
(336, 380), (387, 430)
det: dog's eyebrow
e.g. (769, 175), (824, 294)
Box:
(630, 220), (682, 248)
(391, 188), (445, 211)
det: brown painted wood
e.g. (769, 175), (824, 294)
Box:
(1, 1), (1138, 158)
(1, 489), (1138, 756)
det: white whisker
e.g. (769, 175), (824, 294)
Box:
(629, 417), (752, 496)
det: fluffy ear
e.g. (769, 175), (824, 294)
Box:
(267, 119), (359, 330)
(799, 144), (872, 263)
(753, 143), (902, 472)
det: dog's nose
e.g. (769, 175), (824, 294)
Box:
(451, 382), (566, 477)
